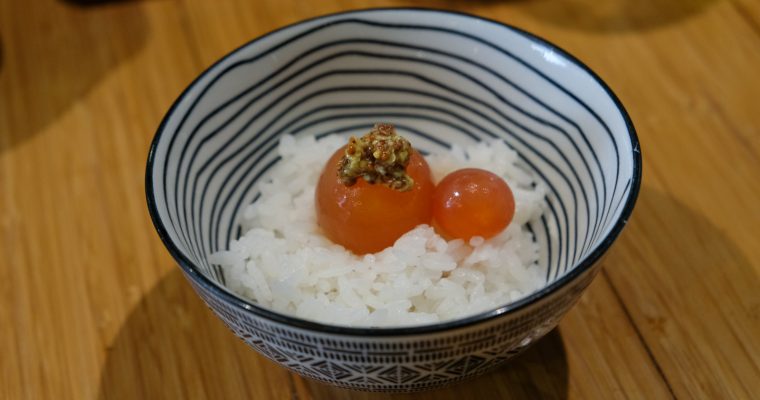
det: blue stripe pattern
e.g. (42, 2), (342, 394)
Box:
(148, 10), (637, 289)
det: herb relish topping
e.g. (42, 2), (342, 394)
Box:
(337, 123), (415, 192)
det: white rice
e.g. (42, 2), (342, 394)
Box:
(210, 134), (547, 327)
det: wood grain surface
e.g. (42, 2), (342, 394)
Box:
(1, 0), (759, 399)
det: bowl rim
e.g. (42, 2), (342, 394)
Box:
(145, 7), (642, 337)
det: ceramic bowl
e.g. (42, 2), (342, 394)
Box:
(146, 8), (641, 392)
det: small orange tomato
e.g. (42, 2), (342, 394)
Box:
(432, 168), (515, 240)
(315, 146), (434, 255)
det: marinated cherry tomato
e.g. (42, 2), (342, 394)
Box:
(432, 168), (515, 240)
(315, 146), (434, 254)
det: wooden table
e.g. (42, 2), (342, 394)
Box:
(2, 0), (759, 398)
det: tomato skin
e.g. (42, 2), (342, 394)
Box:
(432, 168), (515, 241)
(315, 146), (434, 255)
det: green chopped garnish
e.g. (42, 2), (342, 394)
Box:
(337, 123), (414, 192)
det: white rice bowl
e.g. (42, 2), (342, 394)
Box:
(210, 134), (548, 327)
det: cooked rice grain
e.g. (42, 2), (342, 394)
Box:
(211, 134), (547, 327)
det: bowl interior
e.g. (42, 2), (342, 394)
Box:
(147, 9), (638, 316)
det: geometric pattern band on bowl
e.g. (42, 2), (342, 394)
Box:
(188, 265), (598, 392)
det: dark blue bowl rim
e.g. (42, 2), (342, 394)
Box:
(145, 7), (642, 337)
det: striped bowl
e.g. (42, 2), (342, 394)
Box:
(146, 8), (641, 392)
